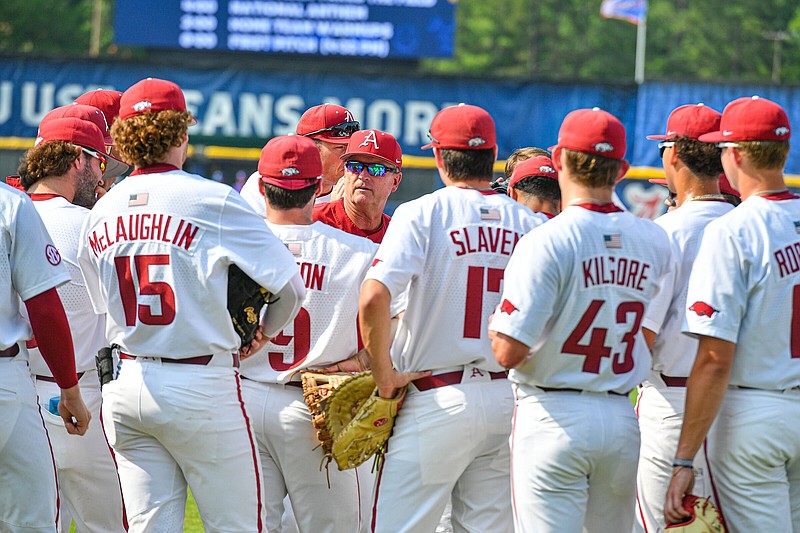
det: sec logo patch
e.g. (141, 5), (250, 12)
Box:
(45, 244), (61, 266)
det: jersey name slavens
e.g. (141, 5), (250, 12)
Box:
(449, 225), (522, 257)
(87, 214), (200, 256)
(582, 255), (650, 291)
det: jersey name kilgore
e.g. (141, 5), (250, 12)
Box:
(86, 213), (203, 256)
(774, 239), (800, 279)
(582, 254), (651, 291)
(449, 225), (523, 257)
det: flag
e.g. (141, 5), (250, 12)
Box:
(601, 0), (647, 25)
(480, 207), (501, 221)
(286, 242), (302, 256)
(128, 193), (149, 207)
(604, 234), (622, 249)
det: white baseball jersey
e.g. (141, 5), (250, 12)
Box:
(0, 184), (70, 349)
(366, 186), (545, 372)
(642, 199), (734, 377)
(240, 221), (377, 383)
(491, 203), (673, 393)
(28, 196), (106, 375)
(684, 192), (800, 389)
(239, 171), (332, 218)
(78, 168), (299, 357)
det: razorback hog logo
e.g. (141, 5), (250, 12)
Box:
(594, 142), (614, 153)
(372, 258), (382, 267)
(373, 417), (388, 427)
(280, 167), (300, 176)
(539, 165), (556, 174)
(775, 126), (790, 136)
(133, 100), (152, 112)
(467, 137), (486, 147)
(689, 301), (717, 318)
(500, 299), (518, 315)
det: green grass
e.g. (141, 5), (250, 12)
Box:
(68, 490), (203, 532)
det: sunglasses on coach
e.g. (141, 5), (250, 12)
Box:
(304, 120), (360, 138)
(81, 146), (107, 174)
(345, 160), (398, 177)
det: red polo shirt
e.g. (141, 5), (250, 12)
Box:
(312, 198), (390, 244)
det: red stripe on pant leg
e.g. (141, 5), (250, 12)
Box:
(236, 372), (263, 532)
(635, 485), (650, 533)
(99, 404), (129, 530)
(703, 439), (727, 527)
(371, 447), (387, 532)
(37, 404), (60, 530)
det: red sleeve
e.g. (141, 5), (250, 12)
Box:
(24, 288), (78, 389)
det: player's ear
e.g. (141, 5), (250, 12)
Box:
(391, 171), (402, 192)
(616, 160), (631, 181)
(551, 147), (563, 171)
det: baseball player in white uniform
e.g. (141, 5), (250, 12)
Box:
(239, 135), (382, 533)
(490, 108), (672, 533)
(19, 115), (126, 532)
(239, 104), (359, 216)
(77, 77), (305, 533)
(0, 181), (91, 532)
(360, 104), (546, 533)
(634, 103), (732, 533)
(665, 96), (800, 531)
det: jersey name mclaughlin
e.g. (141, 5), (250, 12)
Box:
(449, 226), (523, 257)
(87, 214), (200, 256)
(582, 255), (651, 291)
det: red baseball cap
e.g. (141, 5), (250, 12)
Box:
(552, 108), (626, 161)
(508, 155), (558, 189)
(34, 117), (126, 174)
(718, 173), (739, 197)
(341, 129), (403, 169)
(119, 78), (192, 121)
(258, 135), (323, 190)
(647, 103), (722, 141)
(296, 104), (359, 145)
(75, 89), (123, 126)
(422, 104), (496, 150)
(698, 96), (790, 143)
(41, 104), (112, 145)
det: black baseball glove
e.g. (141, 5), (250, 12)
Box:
(227, 264), (272, 346)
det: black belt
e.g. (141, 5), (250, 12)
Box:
(120, 353), (240, 367)
(660, 373), (688, 387)
(537, 386), (628, 397)
(413, 370), (507, 391)
(0, 344), (20, 357)
(36, 372), (85, 383)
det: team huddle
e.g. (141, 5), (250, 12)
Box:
(0, 75), (798, 533)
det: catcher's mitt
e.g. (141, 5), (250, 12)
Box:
(300, 371), (357, 470)
(227, 265), (272, 346)
(326, 373), (405, 471)
(666, 495), (726, 532)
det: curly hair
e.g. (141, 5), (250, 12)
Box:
(110, 110), (193, 167)
(562, 149), (622, 188)
(504, 146), (551, 179)
(674, 136), (723, 179)
(18, 141), (80, 189)
(735, 141), (790, 170)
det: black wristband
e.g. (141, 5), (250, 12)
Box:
(672, 458), (694, 469)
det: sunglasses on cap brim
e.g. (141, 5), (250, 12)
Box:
(304, 121), (360, 138)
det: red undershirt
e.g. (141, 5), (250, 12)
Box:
(313, 198), (391, 244)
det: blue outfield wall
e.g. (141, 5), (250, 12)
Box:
(1, 58), (800, 174)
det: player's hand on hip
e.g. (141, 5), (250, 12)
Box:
(240, 326), (269, 360)
(322, 349), (371, 373)
(58, 384), (92, 436)
(664, 466), (695, 524)
(374, 367), (431, 399)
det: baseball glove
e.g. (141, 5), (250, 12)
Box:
(227, 264), (272, 346)
(326, 373), (405, 471)
(666, 495), (726, 532)
(300, 371), (357, 470)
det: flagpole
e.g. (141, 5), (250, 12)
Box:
(634, 14), (647, 84)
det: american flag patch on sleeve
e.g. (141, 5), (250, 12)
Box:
(480, 207), (501, 221)
(285, 242), (302, 256)
(604, 234), (622, 248)
(128, 193), (149, 207)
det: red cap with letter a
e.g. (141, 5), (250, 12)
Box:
(258, 135), (323, 190)
(119, 78), (193, 121)
(296, 104), (359, 145)
(552, 107), (627, 161)
(422, 104), (496, 151)
(341, 129), (403, 169)
(508, 155), (558, 189)
(646, 103), (722, 141)
(698, 96), (790, 143)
